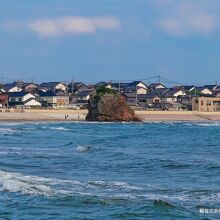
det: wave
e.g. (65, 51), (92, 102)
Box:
(50, 127), (70, 131)
(0, 170), (143, 198)
(0, 128), (18, 135)
(0, 170), (53, 196)
(1, 170), (219, 207)
(196, 122), (220, 127)
(76, 145), (92, 153)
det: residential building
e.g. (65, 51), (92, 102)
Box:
(21, 83), (38, 92)
(173, 85), (195, 92)
(0, 94), (8, 108)
(148, 83), (166, 90)
(162, 89), (186, 103)
(110, 82), (130, 93)
(8, 92), (41, 108)
(2, 83), (22, 93)
(39, 82), (67, 93)
(125, 81), (148, 94)
(203, 85), (219, 90)
(37, 90), (69, 109)
(194, 87), (213, 95)
(192, 96), (220, 112)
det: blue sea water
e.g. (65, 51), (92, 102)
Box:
(0, 121), (220, 220)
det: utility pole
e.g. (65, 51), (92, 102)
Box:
(0, 77), (3, 86)
(136, 85), (138, 107)
(158, 75), (161, 83)
(118, 81), (121, 94)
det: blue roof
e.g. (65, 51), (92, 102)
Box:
(39, 82), (63, 88)
(8, 92), (29, 97)
(37, 90), (57, 97)
(128, 81), (146, 87)
(2, 83), (17, 91)
(204, 85), (217, 90)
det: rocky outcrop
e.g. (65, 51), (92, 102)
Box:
(86, 93), (139, 122)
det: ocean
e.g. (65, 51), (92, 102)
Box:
(0, 121), (220, 219)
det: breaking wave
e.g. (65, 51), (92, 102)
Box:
(50, 127), (70, 131)
(196, 122), (220, 127)
(75, 145), (92, 153)
(0, 170), (219, 206)
(0, 170), (53, 196)
(0, 128), (18, 135)
(0, 170), (144, 198)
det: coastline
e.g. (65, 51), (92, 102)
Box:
(0, 109), (220, 122)
(136, 111), (220, 122)
(0, 109), (87, 122)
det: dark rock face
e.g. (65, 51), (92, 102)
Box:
(86, 94), (139, 122)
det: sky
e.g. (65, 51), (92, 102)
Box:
(0, 0), (220, 85)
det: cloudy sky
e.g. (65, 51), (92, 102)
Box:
(0, 0), (220, 84)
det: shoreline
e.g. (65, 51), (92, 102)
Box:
(0, 109), (220, 122)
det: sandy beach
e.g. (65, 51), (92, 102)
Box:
(0, 109), (220, 122)
(0, 109), (88, 122)
(136, 111), (220, 122)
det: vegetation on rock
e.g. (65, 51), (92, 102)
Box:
(86, 86), (139, 122)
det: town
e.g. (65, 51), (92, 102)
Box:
(0, 80), (220, 112)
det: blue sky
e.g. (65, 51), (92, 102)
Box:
(0, 0), (220, 85)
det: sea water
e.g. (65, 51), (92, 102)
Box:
(0, 122), (220, 219)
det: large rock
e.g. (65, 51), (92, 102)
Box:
(86, 93), (139, 122)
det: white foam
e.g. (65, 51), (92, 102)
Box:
(0, 128), (17, 135)
(76, 145), (92, 153)
(197, 122), (220, 127)
(0, 170), (144, 198)
(2, 170), (216, 205)
(50, 127), (70, 131)
(0, 171), (52, 196)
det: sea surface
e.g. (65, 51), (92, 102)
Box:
(0, 121), (220, 220)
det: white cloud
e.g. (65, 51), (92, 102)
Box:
(28, 16), (120, 37)
(154, 0), (218, 37)
(1, 16), (120, 37)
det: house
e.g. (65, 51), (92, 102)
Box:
(37, 90), (69, 109)
(145, 93), (162, 106)
(165, 102), (186, 111)
(177, 94), (198, 110)
(76, 90), (91, 101)
(94, 82), (110, 89)
(194, 87), (213, 95)
(125, 81), (148, 94)
(39, 82), (67, 93)
(212, 90), (220, 98)
(70, 90), (92, 103)
(173, 85), (195, 92)
(2, 83), (22, 93)
(110, 82), (130, 93)
(148, 83), (166, 90)
(123, 93), (141, 107)
(203, 85), (219, 90)
(68, 82), (95, 94)
(192, 96), (220, 112)
(214, 85), (220, 91)
(8, 92), (41, 108)
(162, 89), (186, 103)
(71, 90), (93, 108)
(122, 93), (161, 108)
(21, 83), (38, 92)
(0, 94), (9, 108)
